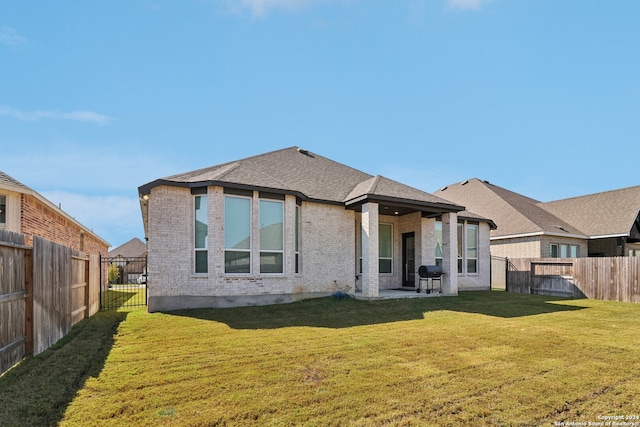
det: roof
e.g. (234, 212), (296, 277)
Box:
(0, 170), (30, 192)
(0, 169), (110, 247)
(139, 147), (498, 237)
(540, 185), (640, 238)
(109, 237), (147, 258)
(140, 147), (466, 211)
(435, 178), (585, 239)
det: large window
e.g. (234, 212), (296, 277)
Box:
(225, 196), (251, 274)
(457, 223), (464, 273)
(440, 219), (478, 274)
(0, 195), (6, 230)
(295, 204), (301, 274)
(466, 223), (478, 274)
(194, 196), (208, 274)
(357, 222), (394, 274)
(379, 223), (393, 274)
(435, 220), (443, 267)
(259, 199), (284, 274)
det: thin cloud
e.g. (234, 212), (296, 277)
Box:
(0, 25), (26, 47)
(0, 105), (113, 125)
(448, 0), (492, 11)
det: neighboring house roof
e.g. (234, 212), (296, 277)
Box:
(139, 147), (497, 238)
(0, 170), (109, 247)
(435, 178), (585, 239)
(540, 185), (640, 238)
(0, 170), (30, 192)
(109, 237), (147, 258)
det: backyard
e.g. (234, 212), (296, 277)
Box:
(1, 291), (639, 426)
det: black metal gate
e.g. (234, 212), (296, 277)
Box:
(100, 256), (147, 310)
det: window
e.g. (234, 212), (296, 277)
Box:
(194, 196), (208, 273)
(0, 195), (5, 230)
(357, 222), (393, 274)
(295, 204), (301, 274)
(225, 196), (251, 274)
(466, 223), (478, 274)
(379, 223), (393, 274)
(570, 245), (578, 258)
(551, 243), (578, 258)
(259, 199), (284, 273)
(435, 219), (443, 267)
(457, 223), (463, 273)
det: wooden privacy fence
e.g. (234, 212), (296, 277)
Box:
(0, 230), (101, 375)
(506, 257), (640, 303)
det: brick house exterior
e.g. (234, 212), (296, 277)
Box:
(139, 147), (495, 312)
(0, 170), (109, 256)
(435, 178), (640, 259)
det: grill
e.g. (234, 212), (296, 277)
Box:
(417, 265), (443, 294)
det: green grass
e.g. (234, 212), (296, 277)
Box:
(2, 291), (640, 426)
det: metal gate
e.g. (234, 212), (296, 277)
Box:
(101, 256), (147, 310)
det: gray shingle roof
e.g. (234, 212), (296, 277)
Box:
(0, 170), (30, 191)
(540, 185), (640, 237)
(108, 237), (147, 258)
(141, 147), (465, 213)
(435, 178), (585, 238)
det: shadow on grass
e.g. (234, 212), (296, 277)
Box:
(0, 311), (127, 427)
(101, 287), (145, 311)
(167, 291), (588, 330)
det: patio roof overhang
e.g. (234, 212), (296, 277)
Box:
(344, 194), (465, 218)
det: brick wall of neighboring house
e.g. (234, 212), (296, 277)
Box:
(20, 194), (108, 256)
(539, 236), (588, 258)
(490, 236), (542, 259)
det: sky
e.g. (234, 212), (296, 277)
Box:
(1, 0), (639, 249)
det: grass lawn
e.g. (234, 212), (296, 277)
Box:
(1, 291), (640, 426)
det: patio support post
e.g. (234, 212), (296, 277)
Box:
(361, 202), (379, 298)
(441, 212), (459, 295)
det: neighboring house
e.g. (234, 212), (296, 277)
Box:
(108, 237), (148, 283)
(0, 170), (109, 256)
(434, 178), (640, 259)
(138, 147), (496, 311)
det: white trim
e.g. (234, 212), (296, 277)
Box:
(588, 233), (629, 239)
(490, 231), (587, 240)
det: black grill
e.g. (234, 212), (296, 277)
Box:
(417, 265), (443, 293)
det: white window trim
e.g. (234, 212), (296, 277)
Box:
(259, 198), (285, 275)
(194, 195), (208, 275)
(224, 194), (252, 275)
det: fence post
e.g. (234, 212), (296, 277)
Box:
(24, 247), (34, 356)
(504, 257), (509, 292)
(84, 255), (91, 319)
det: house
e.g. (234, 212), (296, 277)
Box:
(108, 237), (148, 284)
(434, 178), (640, 259)
(138, 147), (496, 311)
(0, 170), (109, 256)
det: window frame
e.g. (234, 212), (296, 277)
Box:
(259, 198), (285, 275)
(379, 222), (393, 274)
(0, 194), (6, 231)
(224, 195), (252, 275)
(357, 222), (394, 274)
(194, 195), (208, 274)
(465, 223), (479, 274)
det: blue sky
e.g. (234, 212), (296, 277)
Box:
(2, 0), (639, 248)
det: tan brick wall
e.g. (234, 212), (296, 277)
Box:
(490, 236), (542, 258)
(20, 194), (108, 256)
(490, 235), (588, 259)
(147, 185), (357, 301)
